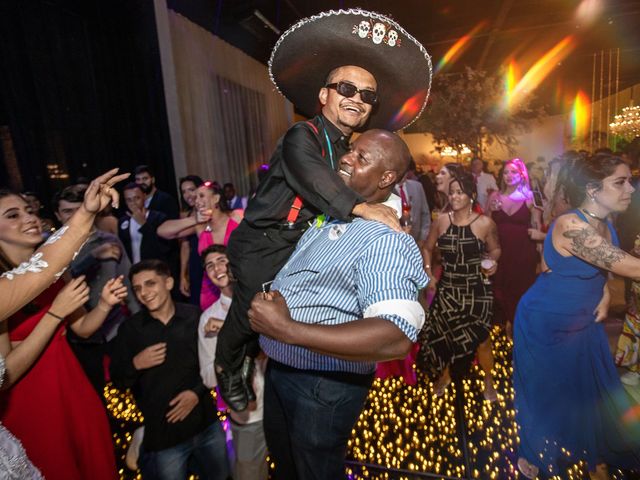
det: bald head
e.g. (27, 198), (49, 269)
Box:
(338, 129), (411, 203)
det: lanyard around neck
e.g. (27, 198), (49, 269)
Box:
(318, 117), (335, 170)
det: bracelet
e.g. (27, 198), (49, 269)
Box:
(47, 310), (64, 321)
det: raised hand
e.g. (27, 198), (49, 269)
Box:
(195, 208), (213, 225)
(130, 205), (147, 226)
(100, 276), (128, 308)
(50, 276), (90, 318)
(133, 342), (167, 370)
(82, 168), (130, 214)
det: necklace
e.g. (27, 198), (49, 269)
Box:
(580, 208), (607, 222)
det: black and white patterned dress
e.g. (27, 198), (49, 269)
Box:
(417, 214), (493, 379)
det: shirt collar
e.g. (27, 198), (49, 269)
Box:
(319, 114), (350, 149)
(141, 303), (179, 326)
(382, 193), (402, 218)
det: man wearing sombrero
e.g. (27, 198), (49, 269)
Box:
(215, 8), (432, 414)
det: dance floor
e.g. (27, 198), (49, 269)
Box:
(107, 292), (639, 480)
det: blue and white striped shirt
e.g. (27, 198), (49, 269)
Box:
(259, 218), (429, 374)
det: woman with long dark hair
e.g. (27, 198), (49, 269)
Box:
(433, 162), (465, 214)
(418, 172), (501, 400)
(0, 189), (124, 480)
(0, 170), (125, 479)
(178, 175), (204, 305)
(514, 154), (640, 479)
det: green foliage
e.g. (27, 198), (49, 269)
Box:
(407, 67), (545, 157)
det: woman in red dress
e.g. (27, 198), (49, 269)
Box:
(0, 190), (122, 480)
(487, 159), (541, 336)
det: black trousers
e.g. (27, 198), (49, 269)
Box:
(216, 221), (304, 371)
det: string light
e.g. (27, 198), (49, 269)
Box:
(105, 329), (629, 479)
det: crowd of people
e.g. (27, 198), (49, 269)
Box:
(0, 7), (639, 480)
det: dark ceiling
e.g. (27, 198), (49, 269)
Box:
(174, 0), (640, 114)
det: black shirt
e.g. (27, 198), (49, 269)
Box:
(110, 303), (216, 452)
(244, 114), (364, 228)
(148, 189), (180, 220)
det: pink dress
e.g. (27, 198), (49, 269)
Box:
(0, 280), (117, 480)
(198, 218), (238, 310)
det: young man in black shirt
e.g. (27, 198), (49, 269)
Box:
(215, 9), (433, 411)
(110, 260), (230, 479)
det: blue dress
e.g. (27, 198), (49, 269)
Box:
(513, 210), (640, 475)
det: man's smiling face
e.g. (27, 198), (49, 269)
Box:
(319, 65), (376, 134)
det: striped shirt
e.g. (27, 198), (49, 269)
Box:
(259, 218), (428, 374)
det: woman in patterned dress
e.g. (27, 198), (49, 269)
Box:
(418, 172), (501, 400)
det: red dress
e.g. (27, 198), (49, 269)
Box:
(491, 202), (538, 326)
(0, 280), (117, 480)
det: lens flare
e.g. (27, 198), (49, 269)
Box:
(503, 60), (520, 106)
(575, 0), (604, 26)
(507, 35), (577, 108)
(389, 91), (428, 130)
(435, 22), (487, 74)
(571, 90), (591, 140)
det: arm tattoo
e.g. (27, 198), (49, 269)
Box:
(563, 225), (625, 269)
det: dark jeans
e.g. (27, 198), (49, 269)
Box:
(264, 361), (373, 480)
(139, 422), (230, 480)
(216, 221), (303, 371)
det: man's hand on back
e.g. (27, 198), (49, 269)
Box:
(352, 202), (400, 231)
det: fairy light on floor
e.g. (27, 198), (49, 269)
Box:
(104, 329), (631, 479)
(346, 327), (629, 479)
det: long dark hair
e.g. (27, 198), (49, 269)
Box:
(562, 153), (626, 208)
(0, 190), (42, 314)
(0, 189), (25, 274)
(179, 175), (204, 212)
(449, 171), (477, 203)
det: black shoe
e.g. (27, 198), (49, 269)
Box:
(215, 363), (248, 412)
(241, 356), (256, 402)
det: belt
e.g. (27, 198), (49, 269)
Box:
(273, 222), (309, 231)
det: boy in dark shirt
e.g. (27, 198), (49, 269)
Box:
(110, 259), (229, 479)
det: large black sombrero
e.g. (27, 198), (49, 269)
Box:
(269, 9), (432, 131)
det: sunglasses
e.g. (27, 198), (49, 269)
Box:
(325, 82), (378, 105)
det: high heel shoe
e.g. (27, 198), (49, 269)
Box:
(517, 457), (539, 479)
(433, 378), (451, 397)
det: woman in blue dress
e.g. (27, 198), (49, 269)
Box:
(514, 154), (640, 479)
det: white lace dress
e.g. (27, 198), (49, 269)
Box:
(0, 355), (43, 479)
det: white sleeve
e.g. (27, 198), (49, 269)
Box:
(364, 299), (426, 332)
(198, 310), (218, 389)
